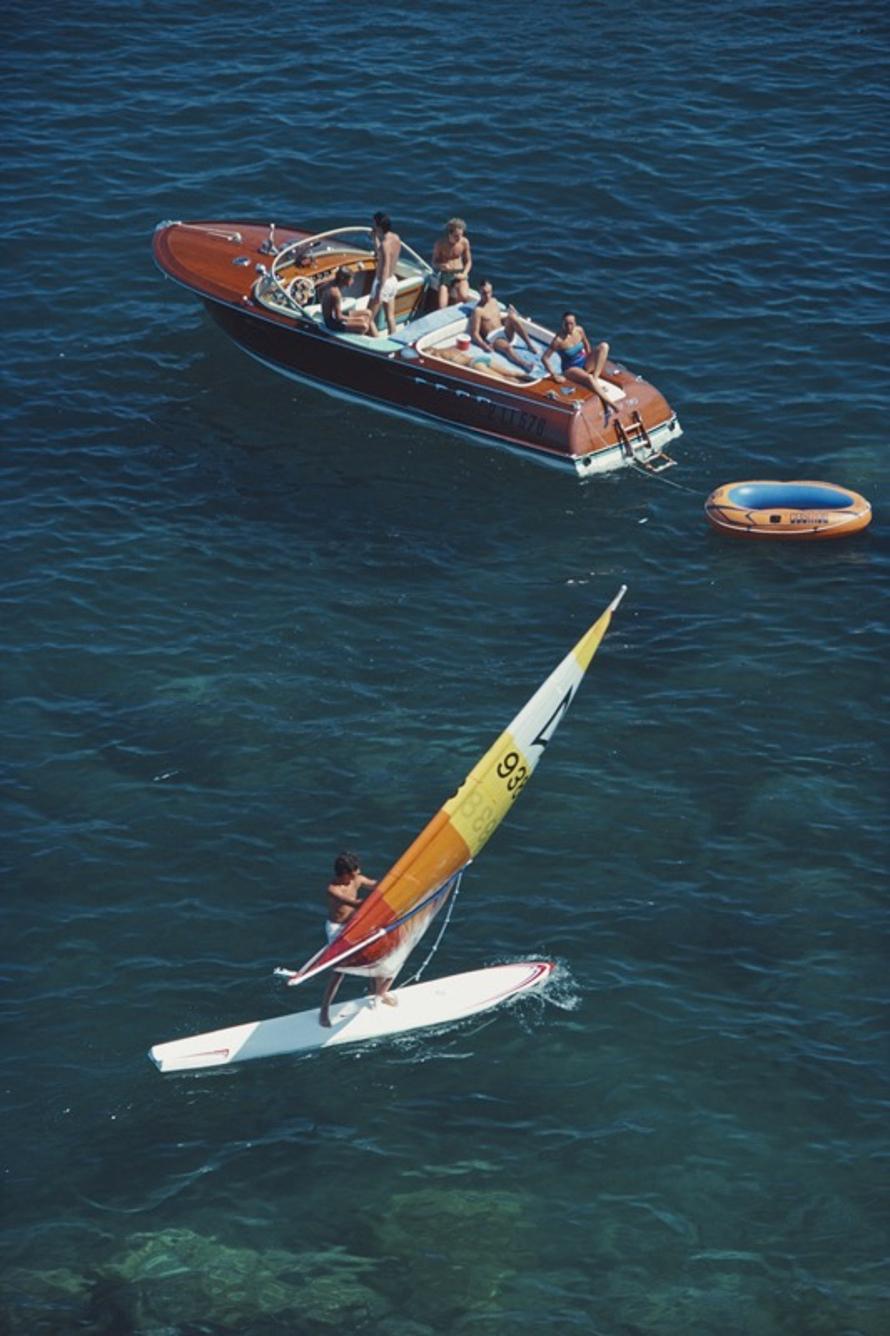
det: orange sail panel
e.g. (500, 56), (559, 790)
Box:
(288, 587), (627, 986)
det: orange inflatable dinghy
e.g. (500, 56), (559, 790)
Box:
(705, 480), (872, 540)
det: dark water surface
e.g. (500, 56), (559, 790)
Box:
(3, 2), (888, 1332)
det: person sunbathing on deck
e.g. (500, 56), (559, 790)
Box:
(436, 345), (531, 383)
(469, 279), (539, 372)
(321, 268), (380, 337)
(319, 851), (395, 1026)
(540, 312), (626, 423)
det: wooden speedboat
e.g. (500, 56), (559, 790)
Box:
(153, 220), (682, 479)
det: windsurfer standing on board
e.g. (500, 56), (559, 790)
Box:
(320, 851), (397, 1026)
(367, 211), (401, 336)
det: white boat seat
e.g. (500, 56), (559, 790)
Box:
(333, 332), (402, 351)
(390, 303), (474, 346)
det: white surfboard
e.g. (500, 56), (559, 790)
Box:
(149, 960), (553, 1073)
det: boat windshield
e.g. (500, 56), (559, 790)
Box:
(272, 227), (430, 283)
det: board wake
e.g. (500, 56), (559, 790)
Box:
(149, 960), (553, 1073)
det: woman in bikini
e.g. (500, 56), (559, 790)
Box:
(541, 312), (624, 421)
(431, 218), (473, 308)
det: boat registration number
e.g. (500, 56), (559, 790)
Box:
(486, 403), (546, 438)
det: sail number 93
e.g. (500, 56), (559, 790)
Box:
(497, 751), (528, 800)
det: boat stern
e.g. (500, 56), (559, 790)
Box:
(570, 373), (682, 478)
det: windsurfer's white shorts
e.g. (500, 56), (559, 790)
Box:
(371, 274), (398, 303)
(325, 920), (343, 944)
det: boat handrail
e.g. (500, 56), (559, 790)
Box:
(396, 237), (432, 276)
(271, 226), (432, 280)
(272, 228), (369, 276)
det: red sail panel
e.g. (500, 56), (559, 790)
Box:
(290, 811), (471, 983)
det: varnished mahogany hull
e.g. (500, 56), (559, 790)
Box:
(206, 298), (595, 469)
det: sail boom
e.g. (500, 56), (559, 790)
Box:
(286, 870), (467, 986)
(286, 927), (388, 986)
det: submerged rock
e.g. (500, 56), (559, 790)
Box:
(0, 1266), (91, 1335)
(107, 1227), (387, 1331)
(0, 1229), (389, 1333)
(376, 1186), (532, 1321)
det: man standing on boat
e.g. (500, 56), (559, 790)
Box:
(319, 851), (396, 1026)
(368, 211), (401, 335)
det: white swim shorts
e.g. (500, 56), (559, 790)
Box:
(371, 274), (398, 303)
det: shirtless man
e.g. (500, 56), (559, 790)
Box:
(367, 211), (401, 336)
(321, 267), (380, 337)
(431, 217), (472, 307)
(469, 279), (539, 372)
(319, 851), (396, 1026)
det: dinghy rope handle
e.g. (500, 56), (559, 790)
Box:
(288, 275), (316, 306)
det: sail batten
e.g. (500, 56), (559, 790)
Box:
(287, 589), (626, 986)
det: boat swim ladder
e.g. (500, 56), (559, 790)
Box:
(615, 411), (676, 472)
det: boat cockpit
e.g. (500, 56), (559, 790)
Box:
(255, 226), (430, 329)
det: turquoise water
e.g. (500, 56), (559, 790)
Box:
(3, 1), (888, 1332)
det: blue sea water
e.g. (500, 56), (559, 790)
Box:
(2, 1), (888, 1331)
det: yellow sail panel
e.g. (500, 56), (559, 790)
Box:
(443, 587), (626, 858)
(570, 590), (626, 672)
(443, 727), (531, 855)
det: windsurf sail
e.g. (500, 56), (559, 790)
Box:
(283, 587), (627, 987)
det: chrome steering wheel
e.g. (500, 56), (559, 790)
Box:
(288, 275), (316, 306)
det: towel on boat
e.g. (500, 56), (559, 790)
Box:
(592, 378), (627, 405)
